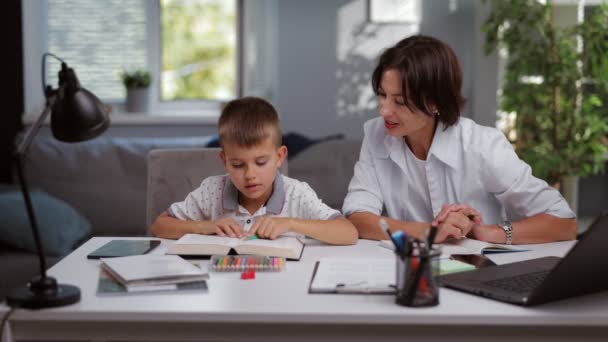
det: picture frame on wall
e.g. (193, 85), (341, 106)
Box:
(368, 0), (421, 24)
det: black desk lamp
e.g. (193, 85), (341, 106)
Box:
(6, 53), (110, 309)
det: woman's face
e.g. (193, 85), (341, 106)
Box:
(377, 69), (436, 139)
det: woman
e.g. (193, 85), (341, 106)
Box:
(342, 35), (576, 244)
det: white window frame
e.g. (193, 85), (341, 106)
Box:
(22, 0), (244, 122)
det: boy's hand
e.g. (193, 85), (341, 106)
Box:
(247, 216), (290, 240)
(211, 217), (245, 238)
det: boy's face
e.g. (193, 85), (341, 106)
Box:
(220, 137), (287, 206)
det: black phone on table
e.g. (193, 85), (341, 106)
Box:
(87, 240), (161, 259)
(450, 254), (497, 268)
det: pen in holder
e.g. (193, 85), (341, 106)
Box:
(395, 245), (441, 307)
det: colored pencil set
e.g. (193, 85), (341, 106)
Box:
(210, 255), (285, 272)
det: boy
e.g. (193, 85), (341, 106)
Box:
(150, 97), (358, 245)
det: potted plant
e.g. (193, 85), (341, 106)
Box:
(482, 0), (608, 213)
(121, 69), (152, 113)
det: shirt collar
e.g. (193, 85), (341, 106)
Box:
(222, 172), (285, 214)
(428, 121), (459, 169)
(382, 120), (460, 169)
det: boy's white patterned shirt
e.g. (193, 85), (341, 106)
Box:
(168, 173), (341, 233)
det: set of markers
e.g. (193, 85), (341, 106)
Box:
(380, 219), (440, 307)
(209, 255), (285, 272)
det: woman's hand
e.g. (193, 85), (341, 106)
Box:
(431, 204), (482, 243)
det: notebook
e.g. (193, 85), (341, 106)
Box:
(97, 268), (208, 295)
(440, 214), (608, 306)
(87, 239), (161, 259)
(166, 233), (305, 260)
(100, 254), (209, 289)
(380, 237), (528, 256)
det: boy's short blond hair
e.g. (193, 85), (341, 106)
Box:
(218, 97), (282, 148)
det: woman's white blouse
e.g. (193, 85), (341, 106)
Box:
(342, 117), (575, 225)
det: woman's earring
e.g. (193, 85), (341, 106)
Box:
(434, 110), (440, 116)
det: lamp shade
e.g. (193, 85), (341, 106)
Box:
(50, 63), (110, 142)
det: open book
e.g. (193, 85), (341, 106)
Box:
(100, 254), (209, 289)
(166, 234), (305, 260)
(380, 238), (528, 256)
(441, 238), (528, 255)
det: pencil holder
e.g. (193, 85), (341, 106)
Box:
(395, 246), (441, 307)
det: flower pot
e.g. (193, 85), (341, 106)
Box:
(560, 175), (579, 215)
(125, 87), (150, 113)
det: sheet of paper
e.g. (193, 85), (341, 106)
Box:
(311, 258), (395, 292)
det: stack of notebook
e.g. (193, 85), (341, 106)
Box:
(97, 254), (209, 295)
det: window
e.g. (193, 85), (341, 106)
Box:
(161, 0), (237, 102)
(28, 0), (242, 117)
(46, 0), (147, 101)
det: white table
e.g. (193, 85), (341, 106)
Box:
(3, 237), (608, 342)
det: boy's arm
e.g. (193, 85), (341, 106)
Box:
(287, 182), (358, 245)
(149, 212), (215, 239)
(284, 216), (358, 245)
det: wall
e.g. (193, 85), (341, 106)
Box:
(275, 0), (478, 139)
(28, 0), (484, 141)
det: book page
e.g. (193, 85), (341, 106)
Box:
(310, 258), (395, 293)
(240, 236), (302, 250)
(235, 236), (303, 259)
(443, 238), (527, 255)
(380, 238), (526, 257)
(174, 234), (240, 247)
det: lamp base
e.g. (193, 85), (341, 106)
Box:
(6, 276), (80, 309)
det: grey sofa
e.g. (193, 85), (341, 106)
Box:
(0, 135), (361, 299)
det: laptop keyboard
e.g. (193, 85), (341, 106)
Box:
(483, 270), (551, 294)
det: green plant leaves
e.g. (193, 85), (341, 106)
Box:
(483, 0), (608, 184)
(121, 69), (151, 88)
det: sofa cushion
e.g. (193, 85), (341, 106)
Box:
(0, 187), (91, 256)
(24, 136), (212, 236)
(289, 139), (362, 210)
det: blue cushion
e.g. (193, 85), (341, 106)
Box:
(0, 186), (92, 256)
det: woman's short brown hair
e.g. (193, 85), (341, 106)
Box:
(218, 96), (282, 148)
(371, 35), (466, 127)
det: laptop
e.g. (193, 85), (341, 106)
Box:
(440, 213), (608, 306)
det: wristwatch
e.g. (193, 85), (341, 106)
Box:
(497, 220), (513, 245)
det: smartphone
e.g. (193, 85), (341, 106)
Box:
(450, 254), (497, 268)
(87, 240), (161, 259)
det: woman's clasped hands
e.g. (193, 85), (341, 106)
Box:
(430, 204), (483, 243)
